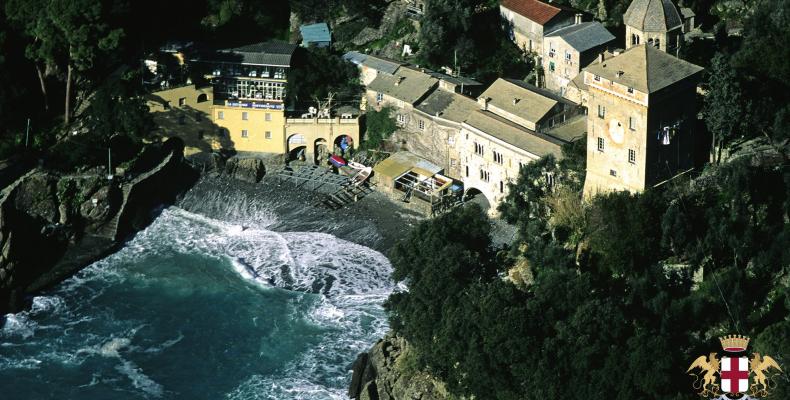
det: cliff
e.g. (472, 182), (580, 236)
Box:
(0, 138), (199, 315)
(349, 333), (450, 400)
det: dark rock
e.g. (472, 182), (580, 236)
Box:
(350, 333), (449, 400)
(224, 158), (266, 183)
(14, 175), (58, 223)
(349, 352), (370, 398)
(79, 186), (113, 223)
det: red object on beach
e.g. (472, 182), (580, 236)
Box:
(329, 155), (347, 167)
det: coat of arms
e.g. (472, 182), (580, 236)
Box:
(687, 335), (783, 399)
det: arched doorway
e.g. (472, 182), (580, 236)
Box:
(197, 93), (209, 103)
(314, 138), (329, 165)
(463, 187), (491, 212)
(287, 134), (307, 162)
(334, 135), (353, 156)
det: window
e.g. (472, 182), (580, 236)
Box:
(480, 169), (490, 182)
(597, 104), (605, 118)
(565, 51), (571, 61)
(493, 150), (504, 164)
(396, 114), (406, 124)
(265, 113), (272, 121)
(218, 111), (224, 120)
(178, 97), (186, 106)
(610, 169), (618, 177)
(627, 86), (634, 94)
(629, 117), (636, 130)
(474, 142), (484, 156)
(628, 149), (636, 164)
(654, 38), (660, 48)
(241, 129), (248, 138)
(450, 159), (457, 167)
(597, 137), (605, 152)
(242, 112), (248, 121)
(500, 181), (504, 193)
(465, 165), (469, 177)
(594, 74), (601, 82)
(376, 92), (383, 102)
(418, 120), (425, 130)
(265, 131), (272, 139)
(549, 61), (555, 72)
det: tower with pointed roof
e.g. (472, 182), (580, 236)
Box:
(581, 45), (703, 196)
(623, 0), (684, 55)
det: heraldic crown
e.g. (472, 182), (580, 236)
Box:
(719, 335), (750, 352)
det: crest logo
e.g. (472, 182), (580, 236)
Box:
(687, 335), (784, 399)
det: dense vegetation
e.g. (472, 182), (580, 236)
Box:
(416, 0), (533, 83)
(387, 139), (788, 400)
(386, 0), (789, 398)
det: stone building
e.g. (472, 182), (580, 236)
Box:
(582, 45), (703, 196)
(459, 79), (585, 210)
(500, 0), (582, 56)
(623, 0), (684, 55)
(543, 21), (615, 94)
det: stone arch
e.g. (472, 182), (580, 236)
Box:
(287, 134), (307, 162)
(334, 134), (353, 156)
(197, 93), (209, 103)
(462, 187), (491, 212)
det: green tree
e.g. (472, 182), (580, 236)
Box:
(363, 106), (397, 149)
(286, 47), (363, 110)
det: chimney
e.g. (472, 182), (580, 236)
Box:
(478, 96), (491, 110)
(598, 52), (605, 63)
(616, 70), (625, 78)
(575, 13), (582, 25)
(513, 98), (520, 105)
(395, 76), (405, 86)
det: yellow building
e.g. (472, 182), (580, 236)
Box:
(582, 45), (703, 197)
(148, 41), (360, 160)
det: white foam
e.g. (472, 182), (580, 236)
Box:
(116, 359), (164, 398)
(1, 313), (36, 339)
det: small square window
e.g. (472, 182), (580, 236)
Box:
(178, 97), (186, 106)
(217, 111), (224, 120)
(597, 137), (605, 152)
(241, 129), (248, 138)
(597, 105), (605, 118)
(627, 87), (634, 94)
(549, 61), (555, 72)
(242, 112), (249, 121)
(610, 169), (617, 177)
(594, 75), (601, 81)
(565, 51), (571, 60)
(628, 149), (636, 164)
(376, 93), (383, 102)
(265, 113), (271, 121)
(629, 117), (636, 130)
(265, 131), (272, 139)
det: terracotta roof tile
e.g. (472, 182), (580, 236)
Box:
(500, 0), (577, 25)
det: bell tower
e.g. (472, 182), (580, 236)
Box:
(623, 0), (684, 55)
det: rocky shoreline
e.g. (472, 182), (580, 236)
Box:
(0, 138), (200, 315)
(349, 333), (449, 400)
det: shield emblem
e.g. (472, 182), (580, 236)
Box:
(721, 356), (750, 394)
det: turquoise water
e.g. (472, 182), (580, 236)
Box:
(0, 205), (394, 399)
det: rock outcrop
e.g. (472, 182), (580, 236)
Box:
(0, 137), (198, 314)
(349, 333), (449, 400)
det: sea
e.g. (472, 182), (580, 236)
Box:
(0, 177), (399, 399)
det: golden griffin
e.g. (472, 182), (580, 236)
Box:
(687, 335), (784, 398)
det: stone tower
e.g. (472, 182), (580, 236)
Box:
(581, 45), (703, 197)
(623, 0), (684, 55)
